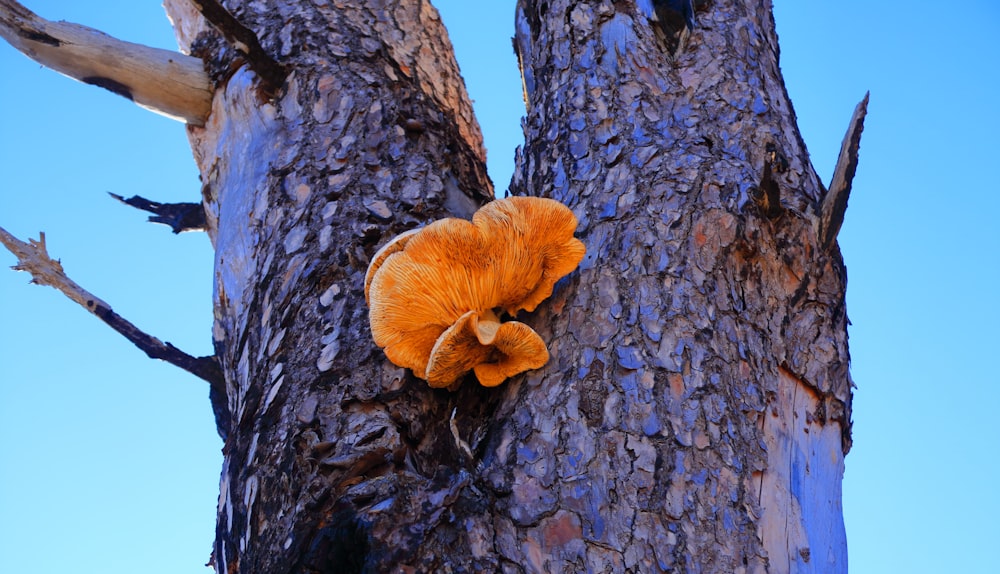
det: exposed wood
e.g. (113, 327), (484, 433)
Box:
(757, 367), (847, 573)
(753, 157), (785, 219)
(109, 193), (207, 233)
(0, 0), (211, 124)
(820, 92), (870, 250)
(0, 226), (224, 392)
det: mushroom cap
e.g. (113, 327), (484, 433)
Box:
(365, 196), (584, 387)
(425, 309), (549, 388)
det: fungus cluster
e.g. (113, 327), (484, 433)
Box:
(364, 196), (585, 389)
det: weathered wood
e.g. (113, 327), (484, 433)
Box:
(0, 0), (211, 124)
(757, 367), (847, 572)
(820, 92), (869, 250)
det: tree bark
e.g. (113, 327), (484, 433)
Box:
(4, 0), (856, 572)
(161, 0), (500, 571)
(502, 1), (852, 570)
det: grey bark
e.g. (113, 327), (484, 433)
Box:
(5, 0), (857, 572)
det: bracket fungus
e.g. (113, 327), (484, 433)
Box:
(365, 196), (585, 389)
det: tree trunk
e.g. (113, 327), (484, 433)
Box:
(505, 1), (853, 571)
(7, 0), (854, 571)
(161, 0), (503, 570)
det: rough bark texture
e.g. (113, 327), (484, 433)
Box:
(163, 0), (497, 571)
(499, 1), (851, 571)
(157, 0), (852, 572)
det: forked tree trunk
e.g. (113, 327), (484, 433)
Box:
(8, 0), (855, 571)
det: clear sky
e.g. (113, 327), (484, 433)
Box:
(1, 1), (997, 573)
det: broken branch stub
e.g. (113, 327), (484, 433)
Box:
(819, 92), (870, 250)
(109, 193), (208, 234)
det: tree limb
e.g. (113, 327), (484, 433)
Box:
(0, 226), (224, 391)
(0, 0), (212, 125)
(819, 92), (869, 250)
(110, 193), (207, 233)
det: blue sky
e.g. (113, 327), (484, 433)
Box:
(1, 1), (997, 572)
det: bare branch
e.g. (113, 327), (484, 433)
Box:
(0, 226), (224, 390)
(819, 92), (869, 250)
(110, 193), (207, 233)
(0, 0), (212, 125)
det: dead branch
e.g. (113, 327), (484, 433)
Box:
(0, 226), (224, 391)
(819, 92), (869, 250)
(0, 0), (212, 125)
(110, 193), (207, 233)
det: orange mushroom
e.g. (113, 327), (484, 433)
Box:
(471, 196), (587, 314)
(365, 196), (584, 389)
(363, 227), (419, 305)
(425, 309), (549, 388)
